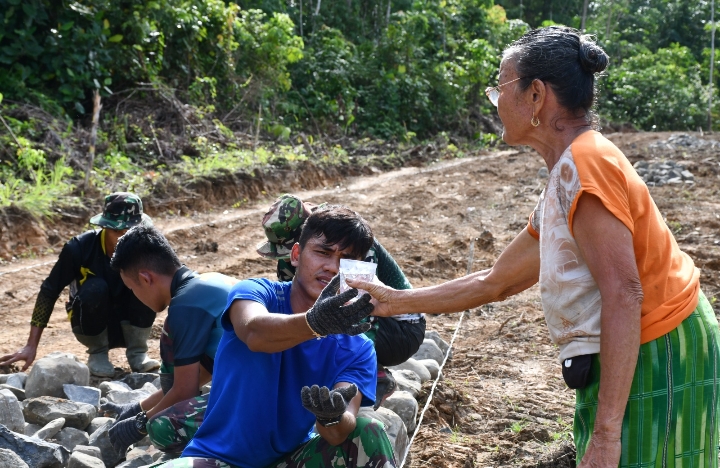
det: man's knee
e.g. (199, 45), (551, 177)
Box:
(350, 417), (396, 467)
(147, 396), (208, 452)
(73, 277), (110, 313)
(374, 318), (426, 366)
(69, 277), (111, 334)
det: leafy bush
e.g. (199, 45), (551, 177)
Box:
(599, 44), (708, 131)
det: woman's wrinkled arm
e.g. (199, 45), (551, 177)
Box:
(349, 227), (540, 316)
(573, 193), (643, 468)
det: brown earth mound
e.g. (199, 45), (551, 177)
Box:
(1, 131), (719, 467)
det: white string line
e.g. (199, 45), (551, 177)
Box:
(399, 241), (475, 468)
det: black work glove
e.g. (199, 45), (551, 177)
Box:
(305, 276), (373, 337)
(108, 412), (148, 453)
(100, 399), (142, 422)
(301, 384), (358, 426)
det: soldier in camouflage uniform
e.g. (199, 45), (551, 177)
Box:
(256, 194), (426, 409)
(0, 192), (159, 377)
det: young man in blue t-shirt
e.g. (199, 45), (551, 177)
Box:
(100, 225), (239, 455)
(157, 205), (397, 468)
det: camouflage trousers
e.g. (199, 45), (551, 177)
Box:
(151, 417), (396, 468)
(147, 394), (209, 454)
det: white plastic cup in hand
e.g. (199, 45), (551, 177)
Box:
(339, 259), (377, 302)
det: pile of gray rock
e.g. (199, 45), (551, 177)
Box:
(0, 331), (451, 467)
(633, 160), (695, 187)
(648, 133), (718, 152)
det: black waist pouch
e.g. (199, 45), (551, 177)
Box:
(561, 354), (595, 389)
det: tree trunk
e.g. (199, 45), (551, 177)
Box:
(710, 0), (716, 132)
(581, 0), (590, 31)
(84, 90), (102, 188)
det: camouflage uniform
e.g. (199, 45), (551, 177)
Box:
(149, 417), (396, 468)
(147, 394), (210, 454)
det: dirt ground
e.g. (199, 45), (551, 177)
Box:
(1, 131), (719, 467)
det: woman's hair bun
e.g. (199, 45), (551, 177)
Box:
(578, 37), (609, 74)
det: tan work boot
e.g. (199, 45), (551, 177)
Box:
(72, 328), (116, 377)
(120, 321), (160, 372)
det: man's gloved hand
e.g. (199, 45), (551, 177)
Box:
(301, 384), (358, 426)
(306, 276), (373, 336)
(99, 399), (142, 422)
(108, 412), (148, 454)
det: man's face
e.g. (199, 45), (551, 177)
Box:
(120, 270), (167, 312)
(104, 228), (129, 248)
(291, 234), (362, 301)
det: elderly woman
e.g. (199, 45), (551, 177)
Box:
(349, 26), (719, 467)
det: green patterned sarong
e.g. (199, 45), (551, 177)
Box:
(575, 291), (720, 467)
(151, 417), (396, 468)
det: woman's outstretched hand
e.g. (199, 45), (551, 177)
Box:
(345, 278), (398, 317)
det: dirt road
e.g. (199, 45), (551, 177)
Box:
(1, 131), (719, 466)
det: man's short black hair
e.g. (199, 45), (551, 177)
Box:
(298, 205), (374, 259)
(111, 225), (181, 277)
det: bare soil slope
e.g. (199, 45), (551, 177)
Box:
(1, 131), (719, 467)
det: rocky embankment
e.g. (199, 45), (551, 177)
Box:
(0, 330), (451, 467)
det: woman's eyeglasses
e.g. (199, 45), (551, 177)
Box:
(485, 76), (523, 107)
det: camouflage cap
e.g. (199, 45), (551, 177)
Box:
(89, 192), (151, 230)
(256, 194), (311, 259)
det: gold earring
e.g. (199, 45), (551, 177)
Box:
(531, 116), (540, 127)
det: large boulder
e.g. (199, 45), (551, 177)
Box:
(0, 447), (30, 468)
(24, 422), (43, 436)
(0, 384), (25, 400)
(119, 373), (159, 390)
(380, 391), (418, 432)
(86, 417), (115, 435)
(5, 373), (27, 389)
(72, 445), (102, 459)
(25, 353), (89, 399)
(64, 384), (101, 408)
(23, 397), (97, 429)
(389, 358), (431, 383)
(424, 330), (451, 359)
(54, 426), (90, 451)
(105, 382), (156, 405)
(98, 382), (132, 397)
(67, 451), (106, 468)
(411, 339), (444, 365)
(0, 388), (25, 432)
(0, 424), (70, 468)
(358, 407), (409, 462)
(416, 359), (441, 380)
(88, 420), (124, 467)
(116, 453), (153, 467)
(393, 370), (421, 398)
(32, 418), (66, 440)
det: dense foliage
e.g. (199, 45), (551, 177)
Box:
(0, 0), (718, 218)
(2, 0), (716, 138)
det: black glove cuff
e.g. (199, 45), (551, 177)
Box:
(134, 411), (149, 435)
(317, 414), (343, 427)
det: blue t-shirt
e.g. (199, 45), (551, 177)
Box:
(160, 267), (239, 373)
(182, 278), (377, 467)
